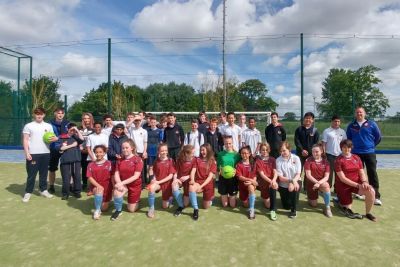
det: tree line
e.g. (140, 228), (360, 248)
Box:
(0, 64), (391, 121)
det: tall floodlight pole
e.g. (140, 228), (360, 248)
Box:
(222, 0), (227, 112)
(108, 38), (112, 114)
(300, 33), (304, 120)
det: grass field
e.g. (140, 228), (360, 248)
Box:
(1, 163), (399, 267)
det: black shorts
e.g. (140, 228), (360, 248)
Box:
(48, 149), (62, 172)
(218, 177), (238, 196)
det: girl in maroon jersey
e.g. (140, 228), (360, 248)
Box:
(110, 139), (143, 221)
(87, 145), (112, 220)
(172, 145), (196, 217)
(236, 146), (258, 219)
(334, 139), (376, 221)
(146, 143), (176, 218)
(255, 143), (278, 221)
(304, 143), (332, 218)
(188, 143), (217, 220)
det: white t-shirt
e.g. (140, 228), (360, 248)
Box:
(87, 133), (109, 160)
(276, 153), (302, 188)
(22, 121), (53, 154)
(322, 127), (347, 156)
(221, 124), (241, 152)
(128, 126), (148, 154)
(101, 126), (113, 137)
(217, 122), (228, 132)
(241, 128), (261, 155)
(184, 130), (205, 157)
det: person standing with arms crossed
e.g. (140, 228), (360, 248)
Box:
(163, 112), (185, 162)
(346, 107), (382, 205)
(321, 115), (346, 190)
(265, 112), (286, 159)
(294, 112), (319, 189)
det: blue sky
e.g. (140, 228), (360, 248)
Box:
(1, 0), (400, 116)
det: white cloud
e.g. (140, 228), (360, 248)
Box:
(55, 52), (106, 77)
(274, 84), (285, 94)
(0, 0), (82, 45)
(263, 56), (284, 68)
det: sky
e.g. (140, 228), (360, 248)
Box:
(1, 0), (400, 116)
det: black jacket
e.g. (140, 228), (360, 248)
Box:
(55, 134), (84, 164)
(294, 125), (319, 158)
(205, 130), (223, 155)
(108, 133), (128, 163)
(265, 123), (286, 158)
(163, 124), (185, 149)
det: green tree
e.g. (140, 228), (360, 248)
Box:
(237, 79), (278, 111)
(317, 65), (390, 118)
(145, 82), (198, 111)
(23, 76), (63, 114)
(283, 112), (296, 121)
(0, 81), (13, 116)
(68, 81), (144, 121)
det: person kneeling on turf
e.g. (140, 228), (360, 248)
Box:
(188, 144), (217, 220)
(110, 139), (143, 221)
(236, 146), (258, 220)
(172, 145), (196, 217)
(334, 139), (377, 222)
(304, 143), (333, 218)
(87, 145), (112, 220)
(255, 143), (278, 221)
(146, 143), (176, 218)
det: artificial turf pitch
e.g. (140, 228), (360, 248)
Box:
(0, 163), (399, 266)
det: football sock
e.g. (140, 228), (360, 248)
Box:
(189, 192), (198, 210)
(249, 193), (256, 210)
(113, 196), (123, 212)
(148, 192), (155, 209)
(269, 188), (276, 211)
(323, 191), (331, 207)
(173, 189), (184, 208)
(94, 194), (103, 211)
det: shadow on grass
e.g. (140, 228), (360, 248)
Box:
(65, 193), (176, 218)
(5, 183), (27, 197)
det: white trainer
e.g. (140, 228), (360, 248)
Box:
(93, 210), (101, 220)
(374, 199), (382, 206)
(22, 193), (32, 203)
(354, 193), (365, 200)
(40, 190), (54, 199)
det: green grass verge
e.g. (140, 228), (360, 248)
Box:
(0, 163), (399, 266)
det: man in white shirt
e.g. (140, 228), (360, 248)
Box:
(22, 107), (57, 202)
(184, 119), (205, 157)
(128, 114), (148, 184)
(241, 117), (261, 157)
(221, 112), (241, 152)
(101, 114), (114, 137)
(238, 113), (248, 133)
(87, 121), (109, 161)
(217, 111), (228, 132)
(322, 115), (346, 188)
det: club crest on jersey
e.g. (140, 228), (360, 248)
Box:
(277, 131), (281, 134)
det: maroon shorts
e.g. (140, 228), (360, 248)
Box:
(157, 180), (173, 201)
(90, 180), (112, 202)
(336, 183), (359, 206)
(238, 181), (251, 202)
(196, 179), (214, 202)
(257, 178), (271, 199)
(306, 181), (320, 201)
(126, 179), (142, 204)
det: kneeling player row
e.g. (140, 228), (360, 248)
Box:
(87, 138), (377, 222)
